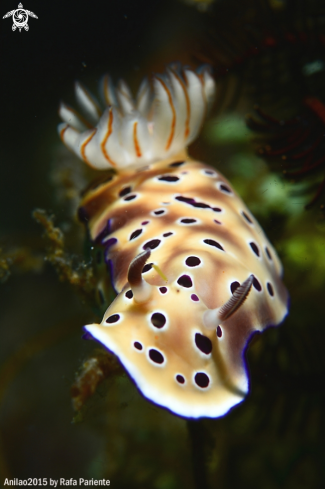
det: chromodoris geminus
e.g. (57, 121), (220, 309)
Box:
(58, 65), (289, 418)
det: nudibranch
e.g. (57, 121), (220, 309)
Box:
(58, 65), (288, 418)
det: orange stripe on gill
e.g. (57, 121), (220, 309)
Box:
(157, 77), (176, 151)
(81, 129), (97, 164)
(60, 124), (70, 141)
(101, 108), (117, 167)
(133, 121), (142, 157)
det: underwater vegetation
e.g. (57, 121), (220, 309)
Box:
(1, 0), (325, 488)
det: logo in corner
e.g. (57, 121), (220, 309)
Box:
(3, 3), (38, 32)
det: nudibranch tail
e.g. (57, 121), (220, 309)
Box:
(58, 65), (215, 170)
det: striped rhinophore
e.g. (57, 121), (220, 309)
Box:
(58, 65), (288, 418)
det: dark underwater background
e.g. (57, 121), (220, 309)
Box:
(1, 0), (325, 487)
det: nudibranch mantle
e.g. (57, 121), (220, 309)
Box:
(59, 65), (289, 418)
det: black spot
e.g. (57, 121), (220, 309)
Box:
(119, 186), (132, 197)
(195, 372), (210, 388)
(214, 219), (222, 225)
(104, 237), (117, 249)
(143, 239), (161, 250)
(250, 242), (260, 257)
(267, 282), (274, 296)
(175, 195), (195, 203)
(106, 314), (120, 324)
(142, 220), (150, 225)
(180, 218), (197, 224)
(176, 374), (185, 384)
(125, 289), (133, 299)
(149, 349), (164, 364)
(231, 281), (240, 294)
(192, 202), (210, 209)
(151, 312), (166, 328)
(203, 239), (224, 251)
(142, 263), (153, 273)
(177, 275), (192, 288)
(219, 183), (232, 194)
(185, 256), (201, 267)
(153, 209), (165, 215)
(129, 229), (143, 241)
(195, 333), (212, 354)
(134, 341), (143, 351)
(163, 232), (173, 237)
(212, 207), (222, 212)
(242, 211), (253, 224)
(217, 326), (222, 338)
(158, 175), (180, 182)
(170, 161), (185, 167)
(265, 247), (272, 260)
(204, 170), (215, 175)
(253, 277), (262, 291)
(124, 194), (137, 201)
(159, 286), (167, 294)
(191, 294), (199, 301)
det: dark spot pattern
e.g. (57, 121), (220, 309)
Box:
(185, 256), (201, 267)
(203, 239), (224, 251)
(134, 341), (143, 350)
(267, 282), (274, 296)
(195, 372), (210, 388)
(250, 242), (260, 257)
(180, 218), (197, 224)
(124, 194), (137, 201)
(158, 175), (180, 182)
(153, 209), (165, 215)
(142, 263), (153, 273)
(204, 170), (216, 176)
(149, 349), (164, 364)
(242, 211), (253, 224)
(130, 229), (143, 241)
(214, 219), (222, 225)
(176, 374), (185, 384)
(143, 239), (161, 250)
(163, 232), (173, 237)
(265, 247), (272, 260)
(103, 237), (117, 249)
(125, 290), (133, 299)
(175, 195), (220, 213)
(195, 333), (212, 354)
(142, 220), (150, 225)
(231, 281), (240, 294)
(170, 161), (185, 167)
(159, 287), (168, 294)
(217, 326), (222, 338)
(177, 275), (193, 288)
(106, 314), (120, 324)
(219, 183), (232, 194)
(191, 294), (199, 302)
(151, 312), (166, 329)
(119, 186), (132, 197)
(253, 277), (262, 291)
